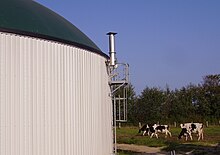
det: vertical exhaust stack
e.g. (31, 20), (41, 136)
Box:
(107, 32), (117, 66)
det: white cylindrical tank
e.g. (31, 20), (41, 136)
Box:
(0, 0), (113, 155)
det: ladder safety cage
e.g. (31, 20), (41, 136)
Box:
(109, 63), (129, 94)
(114, 85), (128, 122)
(109, 62), (129, 122)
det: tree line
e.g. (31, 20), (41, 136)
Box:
(126, 74), (220, 126)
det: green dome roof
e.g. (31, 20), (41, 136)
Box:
(0, 0), (104, 55)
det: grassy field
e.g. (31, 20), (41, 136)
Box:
(117, 125), (220, 154)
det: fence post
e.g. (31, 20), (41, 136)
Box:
(139, 122), (142, 128)
(119, 122), (121, 129)
(206, 121), (208, 127)
(170, 150), (176, 155)
(174, 122), (176, 127)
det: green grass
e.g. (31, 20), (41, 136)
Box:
(117, 125), (220, 154)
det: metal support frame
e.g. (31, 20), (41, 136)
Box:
(109, 63), (129, 155)
(114, 86), (128, 122)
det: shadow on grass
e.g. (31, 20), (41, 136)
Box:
(163, 141), (220, 155)
(118, 142), (220, 155)
(118, 150), (149, 155)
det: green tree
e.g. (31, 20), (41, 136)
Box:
(126, 84), (137, 124)
(126, 74), (220, 126)
(135, 87), (166, 124)
(202, 74), (220, 123)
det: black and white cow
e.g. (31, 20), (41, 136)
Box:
(139, 124), (172, 138)
(150, 124), (172, 138)
(139, 124), (147, 135)
(178, 128), (191, 141)
(138, 124), (151, 136)
(178, 123), (204, 141)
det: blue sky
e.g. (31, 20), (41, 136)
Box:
(36, 0), (220, 95)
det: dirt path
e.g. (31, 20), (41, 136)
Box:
(117, 144), (167, 154)
(117, 143), (220, 155)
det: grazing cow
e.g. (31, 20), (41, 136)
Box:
(138, 124), (151, 136)
(150, 124), (172, 138)
(178, 128), (191, 141)
(178, 123), (204, 141)
(139, 124), (147, 135)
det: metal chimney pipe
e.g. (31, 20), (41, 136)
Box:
(107, 32), (117, 66)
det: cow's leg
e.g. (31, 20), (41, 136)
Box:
(150, 132), (155, 138)
(169, 131), (172, 137)
(198, 130), (204, 141)
(167, 130), (172, 137)
(143, 130), (146, 136)
(150, 133), (153, 138)
(189, 133), (193, 140)
(164, 130), (167, 138)
(198, 131), (202, 141)
(201, 129), (204, 140)
(155, 133), (158, 138)
(198, 133), (201, 141)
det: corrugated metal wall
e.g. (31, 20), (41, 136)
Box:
(0, 32), (113, 155)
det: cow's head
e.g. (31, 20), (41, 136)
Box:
(138, 124), (147, 133)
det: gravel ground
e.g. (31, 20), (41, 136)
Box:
(117, 144), (168, 154)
